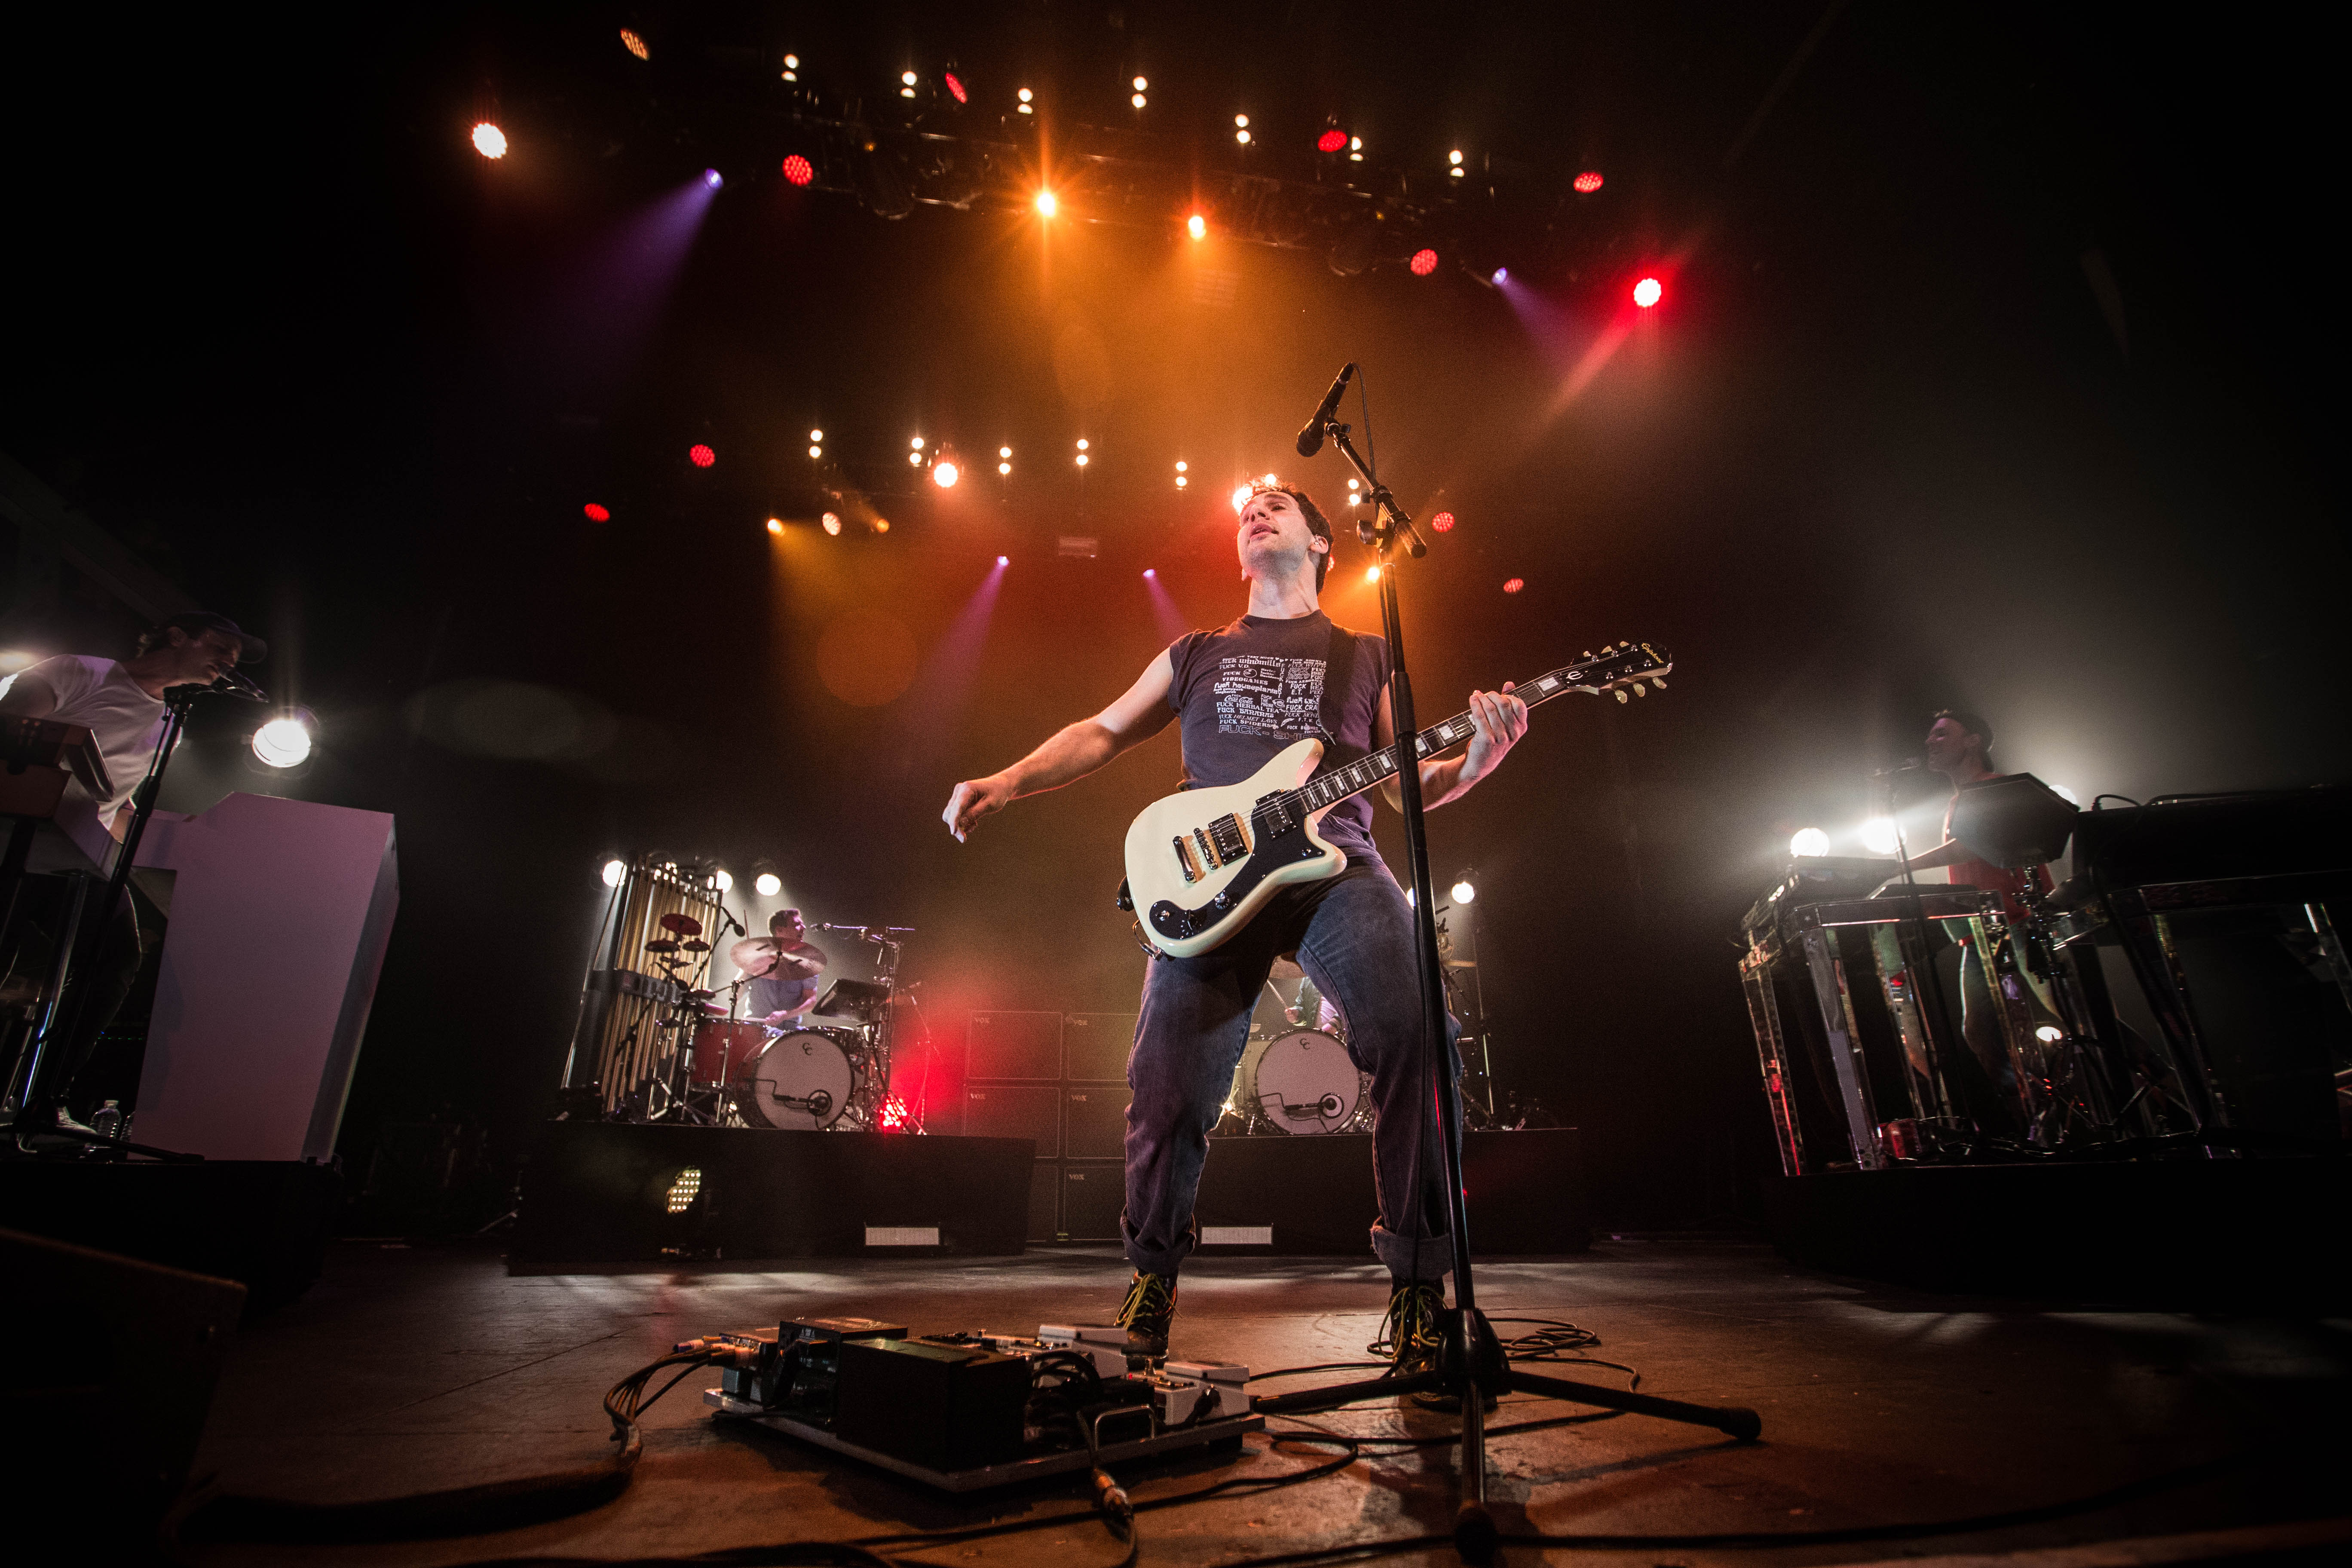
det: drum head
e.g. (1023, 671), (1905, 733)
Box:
(742, 1030), (857, 1130)
(1245, 1028), (1365, 1135)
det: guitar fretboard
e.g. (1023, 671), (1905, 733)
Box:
(1281, 655), (1654, 816)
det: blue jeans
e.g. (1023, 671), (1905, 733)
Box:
(1121, 857), (1458, 1282)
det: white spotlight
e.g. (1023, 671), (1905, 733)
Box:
(2051, 784), (2080, 805)
(754, 871), (782, 897)
(809, 429), (824, 441)
(1231, 484), (1253, 512)
(910, 435), (925, 449)
(933, 459), (959, 488)
(1790, 827), (1831, 858)
(251, 715), (313, 768)
(601, 858), (628, 888)
(1451, 878), (1476, 905)
(1860, 817), (1902, 856)
(471, 122), (508, 159)
(998, 445), (1012, 458)
(711, 868), (733, 892)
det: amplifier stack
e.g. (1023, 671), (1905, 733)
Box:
(955, 1011), (1135, 1243)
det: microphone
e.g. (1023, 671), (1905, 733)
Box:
(212, 668), (270, 702)
(1294, 362), (1356, 457)
(1870, 757), (1924, 778)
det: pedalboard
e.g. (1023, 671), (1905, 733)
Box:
(703, 1318), (1261, 1492)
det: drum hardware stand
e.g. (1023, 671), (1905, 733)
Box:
(12, 679), (251, 1159)
(1255, 383), (1760, 1564)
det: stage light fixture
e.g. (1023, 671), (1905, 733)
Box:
(999, 445), (1012, 458)
(1143, 568), (1156, 578)
(1861, 816), (1902, 855)
(1451, 166), (1464, 179)
(909, 451), (923, 465)
(1262, 472), (1278, 485)
(997, 554), (1010, 567)
(664, 1168), (702, 1213)
(902, 71), (918, 86)
(1347, 477), (1360, 489)
(703, 168), (723, 189)
(998, 461), (1011, 475)
(1449, 149), (1464, 165)
(1035, 189), (1057, 216)
(782, 54), (799, 81)
(873, 518), (891, 533)
(251, 715), (313, 769)
(689, 444), (716, 467)
(755, 871), (782, 897)
(1075, 453), (1089, 467)
(766, 518), (784, 535)
(1431, 511), (1456, 532)
(1235, 129), (1251, 144)
(933, 459), (960, 488)
(1133, 76), (1148, 91)
(1235, 114), (1250, 127)
(1317, 129), (1348, 153)
(808, 444), (822, 459)
(1176, 460), (1188, 472)
(782, 153), (815, 186)
(601, 858), (628, 887)
(1132, 93), (1147, 109)
(2035, 1024), (2065, 1044)
(1502, 576), (1525, 594)
(1365, 566), (1381, 583)
(1491, 267), (1509, 285)
(583, 502), (609, 521)
(1409, 248), (1439, 276)
(471, 122), (507, 159)
(810, 429), (824, 441)
(1017, 87), (1034, 114)
(1790, 827), (1831, 858)
(1187, 213), (1207, 240)
(1351, 136), (1363, 150)
(1633, 276), (1663, 308)
(711, 868), (733, 892)
(1175, 475), (1188, 489)
(1231, 484), (1253, 511)
(821, 512), (842, 535)
(1451, 878), (1476, 905)
(910, 435), (925, 450)
(1574, 171), (1603, 193)
(944, 71), (967, 104)
(620, 28), (649, 61)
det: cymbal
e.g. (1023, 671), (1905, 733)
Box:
(660, 913), (704, 936)
(681, 940), (710, 952)
(646, 939), (680, 954)
(730, 936), (783, 977)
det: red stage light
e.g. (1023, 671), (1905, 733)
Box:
(1502, 577), (1525, 594)
(944, 71), (968, 104)
(1430, 511), (1455, 533)
(583, 502), (610, 522)
(1317, 129), (1348, 153)
(1632, 276), (1663, 308)
(1573, 170), (1604, 193)
(689, 444), (716, 468)
(1409, 248), (1439, 276)
(781, 154), (815, 186)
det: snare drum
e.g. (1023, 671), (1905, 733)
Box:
(739, 1028), (864, 1130)
(689, 1021), (771, 1086)
(1235, 1028), (1367, 1135)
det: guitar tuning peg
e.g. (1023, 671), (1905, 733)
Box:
(1631, 681), (1647, 696)
(1614, 688), (1629, 704)
(1582, 650), (1592, 659)
(1651, 674), (1667, 688)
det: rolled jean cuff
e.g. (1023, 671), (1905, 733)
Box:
(1122, 1213), (1194, 1279)
(1371, 1224), (1453, 1283)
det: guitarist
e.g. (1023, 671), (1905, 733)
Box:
(942, 481), (1527, 1368)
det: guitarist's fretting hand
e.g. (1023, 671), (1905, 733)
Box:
(1461, 683), (1530, 781)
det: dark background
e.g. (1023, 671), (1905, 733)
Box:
(3, 3), (2340, 1226)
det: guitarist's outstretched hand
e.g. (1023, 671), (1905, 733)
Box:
(943, 773), (1017, 842)
(1461, 682), (1530, 782)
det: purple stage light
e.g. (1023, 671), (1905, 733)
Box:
(702, 168), (723, 190)
(996, 554), (1009, 566)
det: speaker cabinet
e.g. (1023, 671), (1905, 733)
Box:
(1060, 1162), (1125, 1241)
(1060, 1012), (1136, 1082)
(1027, 1160), (1061, 1242)
(961, 1083), (1061, 1157)
(967, 1011), (1063, 1081)
(1063, 1085), (1132, 1160)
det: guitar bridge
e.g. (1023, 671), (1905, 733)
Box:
(1173, 835), (1205, 884)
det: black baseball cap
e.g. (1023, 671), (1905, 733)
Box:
(150, 611), (267, 663)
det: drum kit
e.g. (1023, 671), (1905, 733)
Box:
(631, 912), (918, 1132)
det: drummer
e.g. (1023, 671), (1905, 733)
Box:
(744, 908), (827, 1026)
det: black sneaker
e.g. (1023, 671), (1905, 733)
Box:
(1113, 1270), (1178, 1361)
(1374, 1281), (1447, 1380)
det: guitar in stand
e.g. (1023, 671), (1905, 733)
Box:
(1120, 642), (1669, 957)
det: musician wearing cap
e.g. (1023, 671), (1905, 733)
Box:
(735, 909), (828, 1026)
(0, 610), (266, 1135)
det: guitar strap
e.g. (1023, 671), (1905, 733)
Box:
(1317, 619), (1360, 770)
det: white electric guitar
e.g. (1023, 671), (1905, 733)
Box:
(1121, 641), (1671, 958)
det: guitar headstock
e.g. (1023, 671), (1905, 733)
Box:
(1547, 641), (1672, 704)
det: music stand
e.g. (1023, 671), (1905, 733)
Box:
(1257, 392), (1759, 1563)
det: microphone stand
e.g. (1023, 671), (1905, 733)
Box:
(1253, 409), (1758, 1564)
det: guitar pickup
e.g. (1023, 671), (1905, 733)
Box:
(1173, 836), (1205, 884)
(1207, 814), (1250, 862)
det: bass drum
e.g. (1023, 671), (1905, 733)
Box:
(740, 1029), (861, 1130)
(1237, 1028), (1367, 1135)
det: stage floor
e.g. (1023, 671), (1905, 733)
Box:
(172, 1240), (2349, 1567)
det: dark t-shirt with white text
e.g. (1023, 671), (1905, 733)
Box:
(1164, 611), (1393, 859)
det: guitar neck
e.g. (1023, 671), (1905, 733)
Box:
(1290, 668), (1587, 814)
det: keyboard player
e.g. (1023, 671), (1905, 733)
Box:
(0, 612), (266, 1135)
